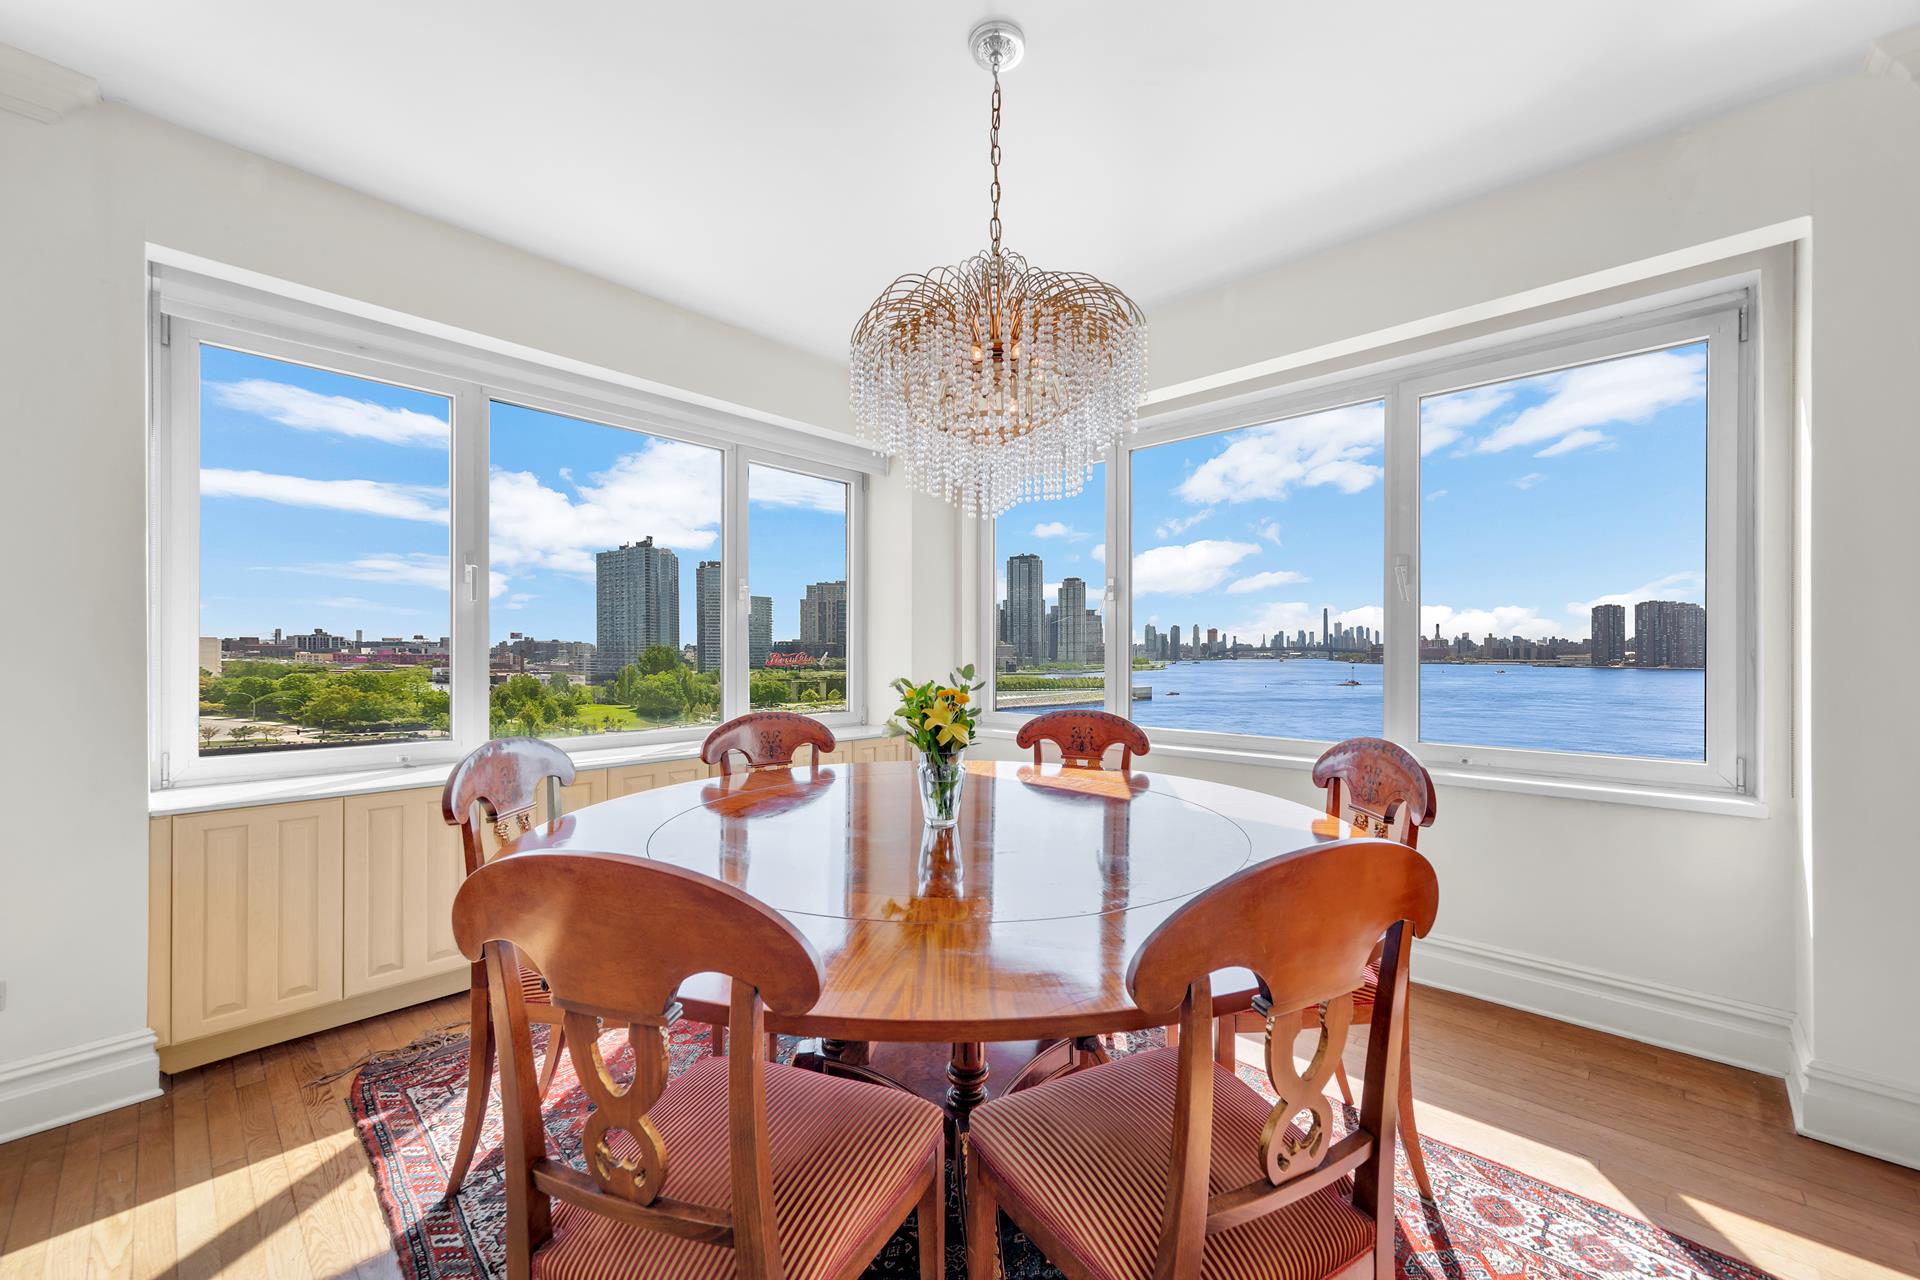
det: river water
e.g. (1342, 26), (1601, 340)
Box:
(1009, 658), (1706, 761)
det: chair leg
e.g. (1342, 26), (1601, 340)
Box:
(766, 1032), (780, 1061)
(445, 980), (493, 1198)
(709, 1022), (726, 1056)
(1164, 1021), (1180, 1048)
(965, 1147), (999, 1280)
(1333, 1057), (1355, 1106)
(917, 1151), (945, 1280)
(1398, 1027), (1434, 1201)
(536, 1019), (567, 1099)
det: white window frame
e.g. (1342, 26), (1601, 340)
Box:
(150, 264), (873, 789)
(974, 287), (1758, 805)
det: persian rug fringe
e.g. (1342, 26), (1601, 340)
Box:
(310, 1021), (471, 1088)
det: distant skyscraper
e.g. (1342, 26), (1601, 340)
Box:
(1169, 624), (1182, 660)
(595, 538), (679, 678)
(800, 580), (848, 654)
(1007, 554), (1046, 665)
(695, 560), (723, 673)
(749, 595), (772, 669)
(1590, 603), (1627, 666)
(1634, 600), (1705, 668)
(1323, 607), (1332, 657)
(1057, 577), (1093, 664)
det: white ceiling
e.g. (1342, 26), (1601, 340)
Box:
(2, 1), (1916, 360)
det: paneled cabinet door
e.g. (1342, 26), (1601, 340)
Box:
(343, 789), (468, 998)
(850, 737), (897, 764)
(536, 767), (607, 825)
(171, 799), (344, 1041)
(607, 758), (709, 797)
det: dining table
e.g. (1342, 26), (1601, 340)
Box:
(507, 756), (1354, 1127)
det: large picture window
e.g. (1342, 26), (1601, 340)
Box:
(150, 266), (872, 788)
(977, 290), (1754, 801)
(989, 465), (1108, 717)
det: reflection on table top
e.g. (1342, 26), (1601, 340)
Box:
(509, 759), (1349, 1040)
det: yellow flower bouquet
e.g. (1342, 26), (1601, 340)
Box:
(887, 665), (984, 827)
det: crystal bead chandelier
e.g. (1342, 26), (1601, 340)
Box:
(850, 21), (1147, 518)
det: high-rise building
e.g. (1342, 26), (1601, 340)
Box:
(1057, 577), (1094, 664)
(1006, 554), (1046, 665)
(749, 595), (772, 669)
(800, 580), (848, 654)
(1591, 603), (1627, 666)
(1634, 600), (1706, 668)
(1323, 607), (1332, 657)
(1169, 624), (1182, 660)
(595, 537), (679, 678)
(1141, 623), (1160, 661)
(695, 560), (724, 672)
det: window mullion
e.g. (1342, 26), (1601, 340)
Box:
(1382, 383), (1420, 745)
(451, 385), (491, 756)
(1106, 453), (1128, 717)
(723, 447), (747, 723)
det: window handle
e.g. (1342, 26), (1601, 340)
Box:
(464, 563), (480, 601)
(1394, 556), (1412, 603)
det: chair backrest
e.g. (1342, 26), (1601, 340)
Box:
(441, 737), (578, 875)
(452, 850), (825, 1278)
(1015, 710), (1151, 770)
(1124, 838), (1439, 1275)
(701, 712), (837, 776)
(1312, 737), (1436, 848)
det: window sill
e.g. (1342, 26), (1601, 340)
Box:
(149, 723), (895, 818)
(974, 723), (1768, 819)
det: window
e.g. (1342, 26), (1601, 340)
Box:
(749, 463), (853, 714)
(1416, 342), (1709, 762)
(1127, 401), (1384, 742)
(187, 345), (456, 762)
(988, 464), (1109, 717)
(151, 266), (874, 787)
(977, 289), (1754, 800)
(487, 401), (724, 737)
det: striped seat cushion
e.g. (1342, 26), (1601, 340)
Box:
(532, 1057), (942, 1280)
(969, 1047), (1374, 1280)
(519, 965), (552, 1006)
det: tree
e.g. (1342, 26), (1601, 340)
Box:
(638, 644), (682, 675)
(750, 669), (788, 708)
(198, 723), (220, 749)
(630, 672), (688, 720)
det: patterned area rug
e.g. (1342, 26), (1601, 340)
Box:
(349, 1021), (1774, 1280)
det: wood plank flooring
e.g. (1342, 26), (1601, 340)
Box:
(1, 986), (1915, 1279)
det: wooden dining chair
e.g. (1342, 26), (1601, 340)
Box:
(1016, 709), (1151, 771)
(440, 737), (577, 1197)
(701, 711), (837, 776)
(967, 838), (1439, 1280)
(1216, 736), (1440, 1199)
(451, 849), (946, 1280)
(696, 711), (836, 1058)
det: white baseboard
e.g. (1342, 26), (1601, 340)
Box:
(1787, 1023), (1920, 1170)
(1413, 933), (1796, 1077)
(0, 1028), (162, 1145)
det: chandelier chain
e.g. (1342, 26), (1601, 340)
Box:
(988, 58), (1003, 255)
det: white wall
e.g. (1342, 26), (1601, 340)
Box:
(964, 70), (1920, 1166)
(0, 92), (894, 1138)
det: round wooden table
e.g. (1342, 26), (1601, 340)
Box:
(510, 757), (1351, 1122)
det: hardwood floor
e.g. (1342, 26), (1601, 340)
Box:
(1, 986), (1915, 1279)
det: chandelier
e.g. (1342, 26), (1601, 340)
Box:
(850, 21), (1147, 518)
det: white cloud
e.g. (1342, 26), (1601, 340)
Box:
(1030, 520), (1089, 541)
(1424, 489), (1448, 502)
(1154, 508), (1214, 538)
(1253, 520), (1282, 544)
(1474, 347), (1704, 454)
(1091, 542), (1105, 563)
(1420, 385), (1513, 455)
(1226, 569), (1310, 595)
(1130, 540), (1262, 595)
(277, 553), (507, 599)
(201, 468), (448, 523)
(1512, 473), (1546, 490)
(1176, 403), (1383, 504)
(1218, 601), (1382, 644)
(1569, 571), (1705, 618)
(749, 467), (845, 512)
(1421, 603), (1562, 641)
(306, 596), (424, 616)
(211, 379), (449, 448)
(489, 438), (722, 579)
(1534, 429), (1612, 458)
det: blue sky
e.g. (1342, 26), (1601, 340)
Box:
(995, 341), (1708, 647)
(198, 345), (846, 650)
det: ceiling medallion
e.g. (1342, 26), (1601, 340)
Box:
(850, 19), (1147, 518)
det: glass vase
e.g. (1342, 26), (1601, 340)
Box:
(916, 748), (967, 829)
